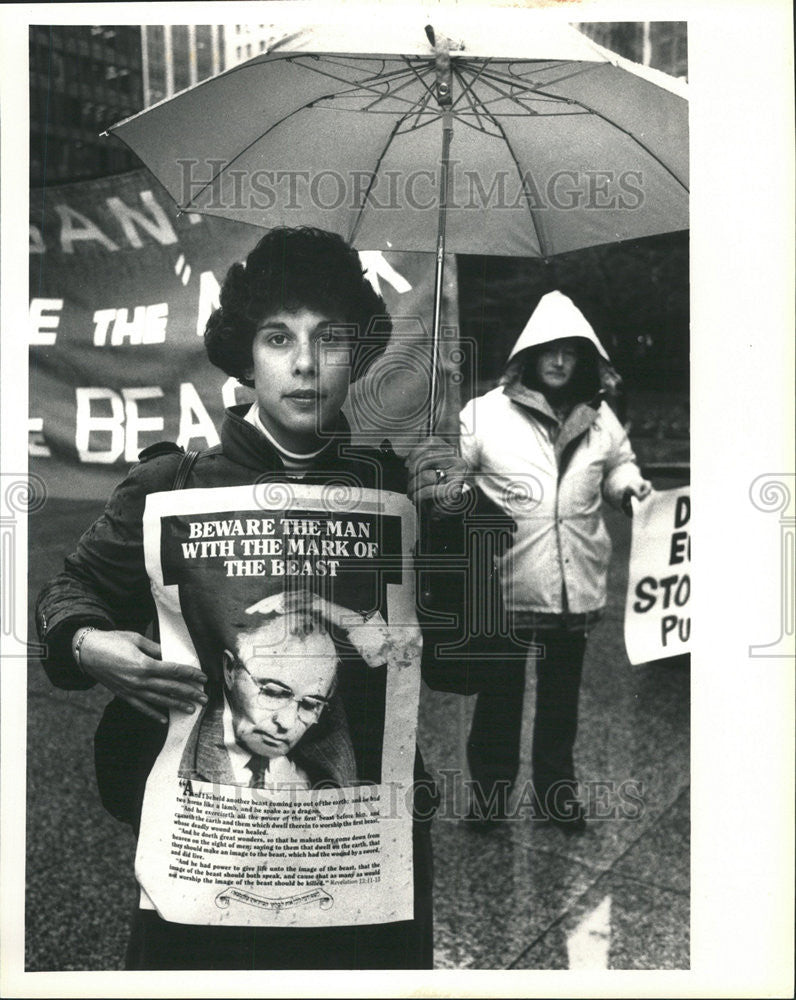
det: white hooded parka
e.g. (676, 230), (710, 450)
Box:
(459, 292), (642, 624)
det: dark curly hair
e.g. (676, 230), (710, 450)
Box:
(205, 227), (392, 387)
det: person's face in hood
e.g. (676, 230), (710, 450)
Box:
(534, 338), (580, 393)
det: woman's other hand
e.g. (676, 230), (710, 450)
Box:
(622, 479), (653, 515)
(627, 479), (653, 500)
(73, 629), (207, 724)
(406, 436), (469, 511)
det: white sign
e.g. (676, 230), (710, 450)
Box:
(624, 486), (691, 666)
(136, 482), (420, 927)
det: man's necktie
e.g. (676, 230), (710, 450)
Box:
(246, 755), (269, 788)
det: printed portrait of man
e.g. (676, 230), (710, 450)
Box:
(178, 594), (401, 789)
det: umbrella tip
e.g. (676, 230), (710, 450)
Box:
(424, 24), (435, 46)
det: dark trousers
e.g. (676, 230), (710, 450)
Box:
(467, 628), (588, 806)
(125, 819), (433, 970)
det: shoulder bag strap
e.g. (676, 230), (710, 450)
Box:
(171, 449), (200, 490)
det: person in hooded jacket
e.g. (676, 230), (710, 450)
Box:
(459, 291), (652, 832)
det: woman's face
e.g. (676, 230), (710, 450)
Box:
(534, 338), (580, 392)
(249, 308), (353, 452)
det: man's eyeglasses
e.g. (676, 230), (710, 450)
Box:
(236, 660), (328, 726)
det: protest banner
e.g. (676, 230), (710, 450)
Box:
(624, 486), (691, 665)
(29, 169), (460, 499)
(135, 481), (420, 927)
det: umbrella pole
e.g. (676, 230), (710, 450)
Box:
(426, 31), (454, 438)
(420, 33), (454, 591)
(427, 108), (453, 437)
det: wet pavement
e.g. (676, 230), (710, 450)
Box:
(419, 651), (689, 970)
(420, 504), (689, 970)
(24, 501), (689, 971)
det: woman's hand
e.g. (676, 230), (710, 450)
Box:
(628, 478), (653, 500)
(622, 479), (654, 514)
(74, 629), (207, 724)
(406, 436), (469, 511)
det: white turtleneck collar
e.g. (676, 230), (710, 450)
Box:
(244, 403), (331, 473)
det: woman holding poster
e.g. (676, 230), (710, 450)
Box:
(461, 291), (652, 832)
(35, 227), (469, 970)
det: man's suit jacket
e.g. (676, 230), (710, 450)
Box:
(178, 686), (359, 788)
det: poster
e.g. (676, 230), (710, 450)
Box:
(624, 486), (691, 665)
(136, 482), (421, 926)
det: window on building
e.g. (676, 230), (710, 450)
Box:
(172, 25), (191, 92)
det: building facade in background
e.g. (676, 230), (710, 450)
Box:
(29, 25), (144, 185)
(30, 24), (225, 186)
(141, 25), (224, 107)
(577, 21), (688, 80)
(224, 23), (282, 67)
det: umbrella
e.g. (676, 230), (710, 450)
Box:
(107, 12), (688, 429)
